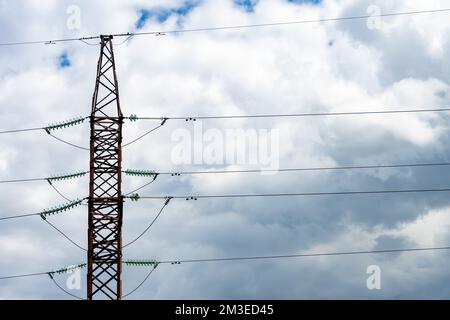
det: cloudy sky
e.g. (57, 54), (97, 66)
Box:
(1, 0), (450, 299)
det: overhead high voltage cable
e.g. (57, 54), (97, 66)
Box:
(0, 263), (86, 280)
(2, 245), (450, 281)
(0, 117), (89, 150)
(131, 162), (450, 177)
(0, 117), (86, 135)
(0, 172), (89, 207)
(123, 8), (450, 37)
(122, 264), (158, 298)
(1, 8), (450, 47)
(0, 36), (100, 47)
(0, 171), (87, 184)
(0, 199), (85, 221)
(136, 246), (450, 265)
(121, 245), (450, 297)
(129, 107), (450, 122)
(127, 187), (450, 201)
(122, 121), (167, 147)
(42, 218), (87, 252)
(46, 132), (89, 151)
(1, 107), (450, 138)
(123, 198), (172, 249)
(0, 127), (44, 134)
(3, 162), (450, 184)
(0, 198), (87, 250)
(48, 275), (85, 300)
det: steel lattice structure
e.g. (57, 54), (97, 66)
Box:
(87, 35), (123, 300)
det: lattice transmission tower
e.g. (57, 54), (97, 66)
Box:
(87, 35), (124, 300)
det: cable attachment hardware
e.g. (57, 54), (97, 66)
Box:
(185, 117), (197, 122)
(164, 196), (173, 206)
(40, 199), (84, 219)
(129, 114), (139, 122)
(124, 169), (159, 180)
(45, 117), (85, 133)
(185, 196), (198, 201)
(46, 171), (87, 183)
(124, 259), (159, 267)
(48, 263), (87, 277)
(129, 193), (140, 202)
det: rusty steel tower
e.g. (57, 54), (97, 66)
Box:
(87, 35), (123, 300)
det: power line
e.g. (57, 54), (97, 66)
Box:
(0, 269), (87, 299)
(155, 162), (450, 176)
(47, 132), (89, 151)
(122, 122), (166, 147)
(0, 36), (100, 47)
(48, 181), (73, 202)
(0, 177), (47, 184)
(124, 161), (450, 202)
(0, 212), (41, 221)
(0, 198), (87, 221)
(131, 187), (450, 200)
(79, 39), (100, 47)
(122, 265), (158, 299)
(125, 178), (158, 196)
(125, 8), (450, 37)
(2, 107), (450, 138)
(0, 271), (50, 280)
(123, 199), (172, 249)
(48, 275), (85, 300)
(114, 35), (134, 46)
(1, 8), (449, 47)
(0, 125), (89, 152)
(0, 127), (44, 134)
(0, 176), (89, 208)
(131, 235), (446, 301)
(156, 246), (450, 264)
(2, 161), (450, 184)
(124, 173), (159, 196)
(0, 171), (87, 184)
(47, 181), (88, 206)
(3, 245), (449, 281)
(131, 107), (450, 121)
(42, 219), (87, 252)
(0, 202), (86, 251)
(0, 117), (87, 135)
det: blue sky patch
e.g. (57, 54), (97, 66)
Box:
(234, 0), (258, 12)
(288, 0), (322, 4)
(136, 10), (151, 29)
(135, 1), (198, 29)
(58, 52), (71, 69)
